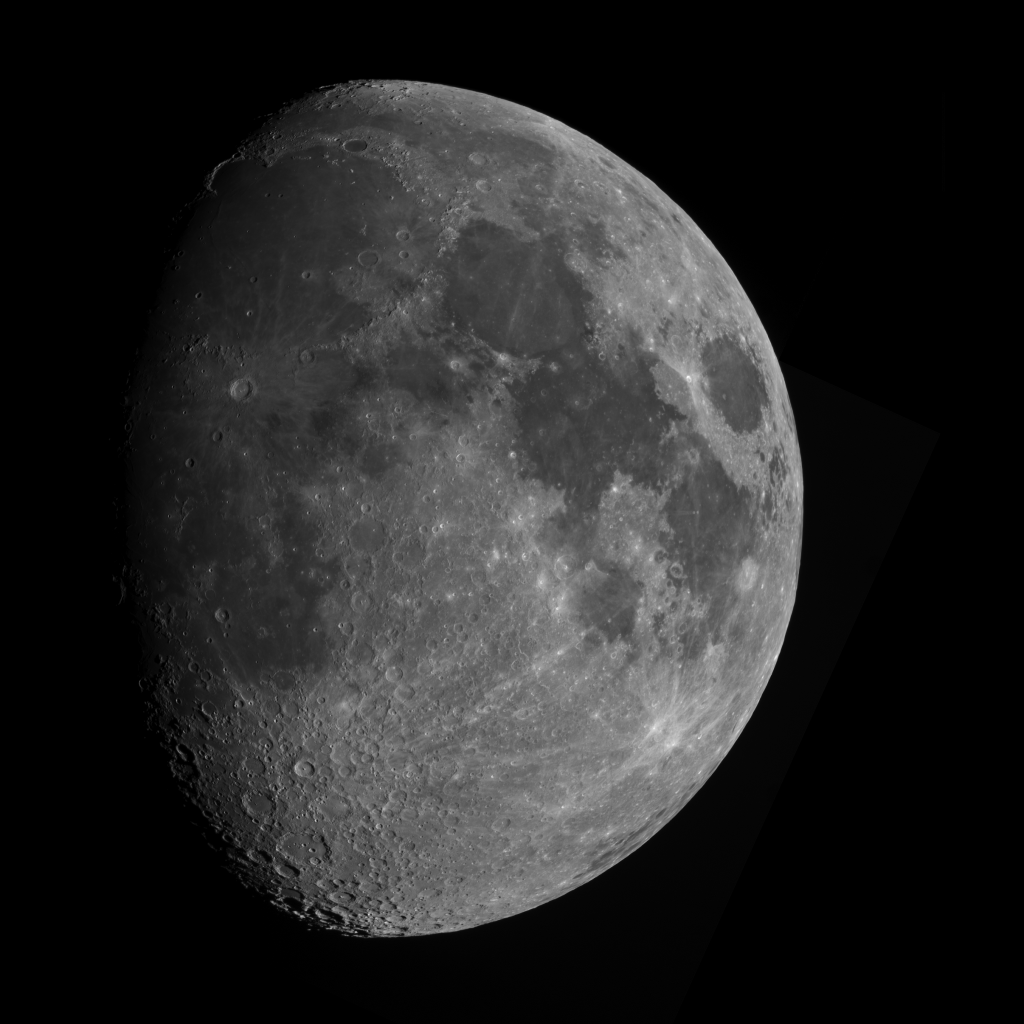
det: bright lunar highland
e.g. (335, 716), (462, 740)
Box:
(125, 80), (803, 936)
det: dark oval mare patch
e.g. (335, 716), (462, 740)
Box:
(700, 333), (767, 433)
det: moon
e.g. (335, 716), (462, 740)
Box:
(125, 79), (803, 936)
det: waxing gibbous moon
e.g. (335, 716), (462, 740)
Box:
(125, 80), (802, 936)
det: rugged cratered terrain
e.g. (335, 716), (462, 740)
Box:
(124, 80), (803, 936)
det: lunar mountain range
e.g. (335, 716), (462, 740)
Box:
(124, 80), (803, 936)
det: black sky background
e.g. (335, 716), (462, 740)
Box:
(107, 47), (946, 1021)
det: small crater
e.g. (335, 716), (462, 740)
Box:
(399, 251), (410, 259)
(395, 230), (411, 241)
(324, 796), (351, 819)
(330, 685), (361, 720)
(214, 607), (230, 623)
(211, 430), (223, 442)
(394, 539), (425, 569)
(272, 670), (296, 692)
(229, 378), (253, 402)
(357, 250), (380, 267)
(299, 349), (314, 364)
(301, 270), (311, 280)
(293, 760), (315, 778)
(185, 458), (195, 468)
(475, 179), (492, 193)
(243, 792), (273, 816)
(736, 557), (759, 593)
(553, 554), (576, 580)
(343, 139), (367, 152)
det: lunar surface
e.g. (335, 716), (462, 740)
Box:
(124, 80), (803, 936)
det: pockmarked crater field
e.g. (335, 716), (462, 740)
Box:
(125, 80), (803, 936)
